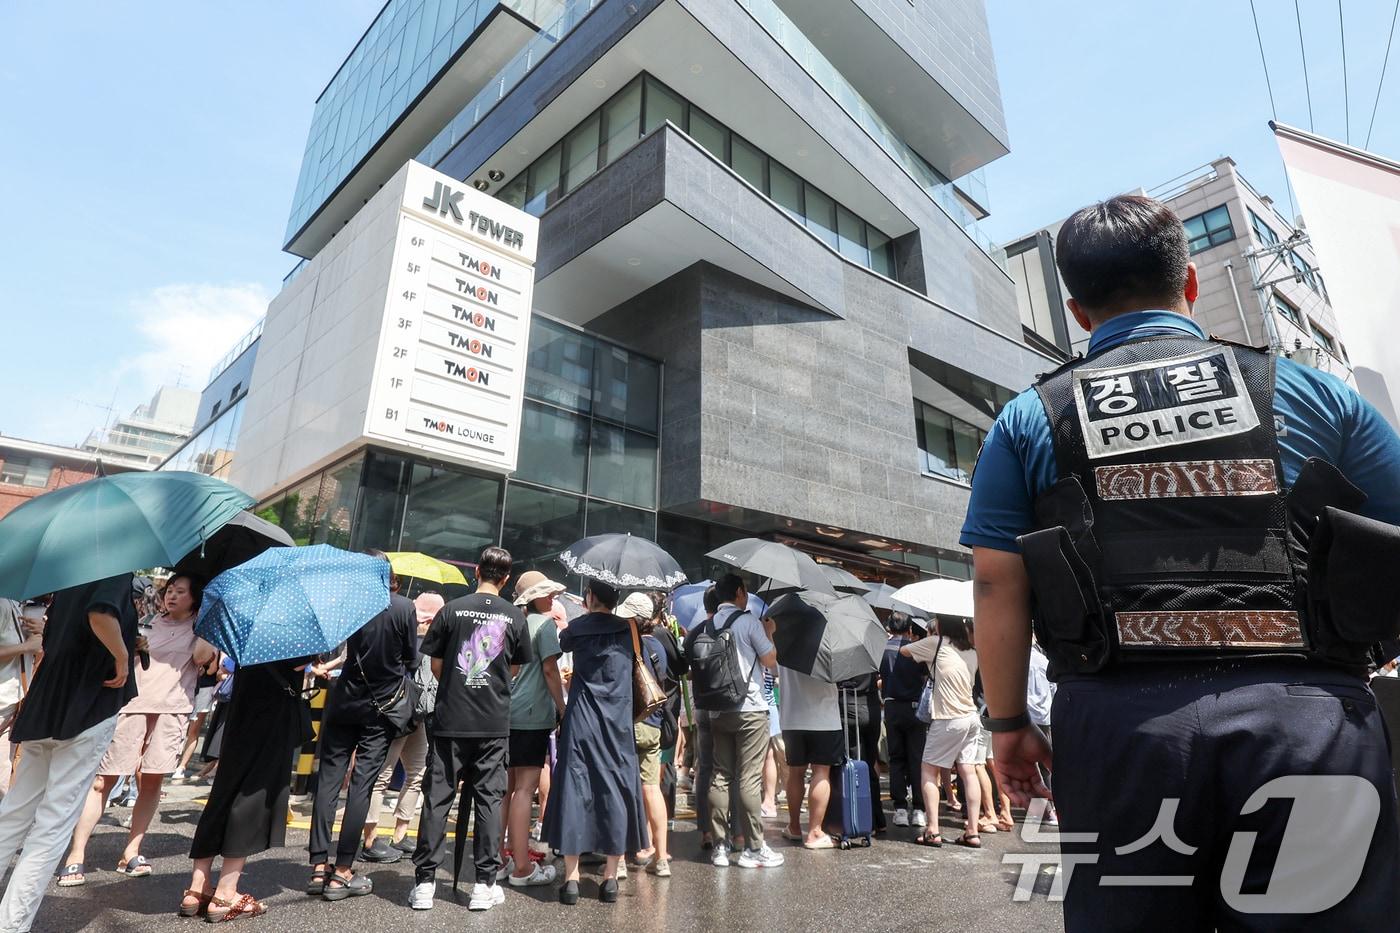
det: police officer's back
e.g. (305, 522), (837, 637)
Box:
(965, 195), (1400, 931)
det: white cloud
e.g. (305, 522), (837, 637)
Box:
(117, 282), (270, 397)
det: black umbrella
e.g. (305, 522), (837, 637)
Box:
(172, 510), (293, 582)
(862, 582), (899, 611)
(705, 538), (837, 596)
(558, 534), (687, 590)
(766, 591), (886, 683)
(819, 564), (870, 595)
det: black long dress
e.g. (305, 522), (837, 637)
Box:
(543, 613), (648, 857)
(190, 657), (313, 859)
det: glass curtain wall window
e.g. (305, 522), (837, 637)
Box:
(914, 401), (986, 485)
(507, 316), (661, 567)
(1182, 205), (1234, 253)
(498, 74), (898, 279)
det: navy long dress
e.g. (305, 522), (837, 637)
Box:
(543, 612), (648, 857)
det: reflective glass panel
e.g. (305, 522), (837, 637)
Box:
(586, 500), (655, 540)
(730, 136), (766, 190)
(587, 423), (657, 508)
(769, 161), (803, 221)
(515, 401), (589, 493)
(687, 107), (727, 160)
(563, 112), (601, 194)
(593, 344), (660, 432)
(400, 463), (503, 562)
(501, 484), (586, 573)
(804, 185), (839, 249)
(525, 143), (562, 215)
(601, 79), (642, 165)
(525, 317), (594, 412)
(836, 204), (867, 264)
(643, 77), (684, 134)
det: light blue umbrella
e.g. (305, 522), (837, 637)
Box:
(196, 544), (390, 665)
(0, 471), (253, 600)
(668, 579), (767, 631)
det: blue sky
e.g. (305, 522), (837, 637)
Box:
(0, 0), (1395, 446)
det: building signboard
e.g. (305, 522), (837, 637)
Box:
(364, 162), (539, 473)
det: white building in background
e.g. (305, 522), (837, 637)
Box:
(83, 385), (199, 469)
(1004, 157), (1353, 383)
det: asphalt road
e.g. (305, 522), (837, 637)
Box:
(35, 784), (1064, 932)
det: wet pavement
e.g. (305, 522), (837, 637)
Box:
(36, 783), (1063, 932)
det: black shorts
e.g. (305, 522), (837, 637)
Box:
(783, 729), (843, 767)
(508, 728), (551, 769)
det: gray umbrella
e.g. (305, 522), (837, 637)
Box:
(819, 564), (870, 595)
(766, 591), (886, 683)
(862, 582), (899, 611)
(706, 538), (837, 596)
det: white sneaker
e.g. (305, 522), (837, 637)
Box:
(408, 881), (435, 910)
(495, 857), (515, 882)
(893, 808), (909, 827)
(468, 882), (505, 911)
(911, 809), (928, 828)
(508, 862), (557, 887)
(711, 842), (730, 868)
(736, 844), (785, 868)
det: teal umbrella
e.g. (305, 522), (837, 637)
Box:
(0, 471), (253, 600)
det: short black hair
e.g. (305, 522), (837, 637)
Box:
(1055, 194), (1189, 316)
(167, 574), (204, 613)
(887, 611), (912, 634)
(587, 578), (619, 610)
(477, 546), (512, 585)
(714, 573), (746, 604)
(702, 585), (720, 615)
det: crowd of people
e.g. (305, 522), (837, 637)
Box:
(0, 545), (1058, 929)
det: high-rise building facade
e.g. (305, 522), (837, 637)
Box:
(82, 385), (200, 469)
(230, 0), (1058, 583)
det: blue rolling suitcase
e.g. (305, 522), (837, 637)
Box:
(824, 687), (874, 849)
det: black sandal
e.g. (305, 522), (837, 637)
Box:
(915, 831), (943, 847)
(954, 833), (982, 849)
(305, 870), (330, 896)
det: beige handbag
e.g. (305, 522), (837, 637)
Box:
(630, 619), (667, 723)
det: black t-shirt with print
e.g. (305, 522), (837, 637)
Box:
(420, 591), (532, 738)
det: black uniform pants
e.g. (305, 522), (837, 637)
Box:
(1053, 660), (1400, 932)
(412, 733), (507, 887)
(883, 700), (927, 812)
(309, 716), (394, 868)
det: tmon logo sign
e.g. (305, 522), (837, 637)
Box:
(422, 181), (526, 251)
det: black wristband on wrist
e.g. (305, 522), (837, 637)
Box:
(980, 711), (1031, 733)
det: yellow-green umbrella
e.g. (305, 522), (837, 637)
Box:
(385, 552), (468, 586)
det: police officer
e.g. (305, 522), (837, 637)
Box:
(964, 195), (1400, 931)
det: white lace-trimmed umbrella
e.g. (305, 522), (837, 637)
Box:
(558, 533), (688, 591)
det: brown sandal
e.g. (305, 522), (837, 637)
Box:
(205, 893), (267, 923)
(179, 889), (214, 918)
(954, 833), (982, 849)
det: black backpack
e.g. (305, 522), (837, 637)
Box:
(685, 610), (752, 712)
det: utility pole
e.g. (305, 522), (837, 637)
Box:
(1242, 230), (1353, 383)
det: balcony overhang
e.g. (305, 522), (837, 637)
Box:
(532, 126), (847, 325)
(441, 0), (915, 244)
(770, 0), (1008, 179)
(283, 5), (539, 259)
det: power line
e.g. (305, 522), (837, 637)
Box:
(1250, 0), (1280, 120)
(1295, 0), (1315, 132)
(1251, 0), (1299, 224)
(1340, 0), (1350, 143)
(1367, 0), (1400, 149)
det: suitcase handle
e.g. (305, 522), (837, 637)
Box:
(840, 686), (858, 761)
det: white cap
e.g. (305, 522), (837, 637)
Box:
(615, 591), (656, 620)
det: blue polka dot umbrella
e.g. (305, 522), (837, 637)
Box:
(195, 544), (390, 666)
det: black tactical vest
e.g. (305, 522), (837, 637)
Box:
(1017, 333), (1395, 676)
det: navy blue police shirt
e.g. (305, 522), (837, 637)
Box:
(961, 310), (1400, 551)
